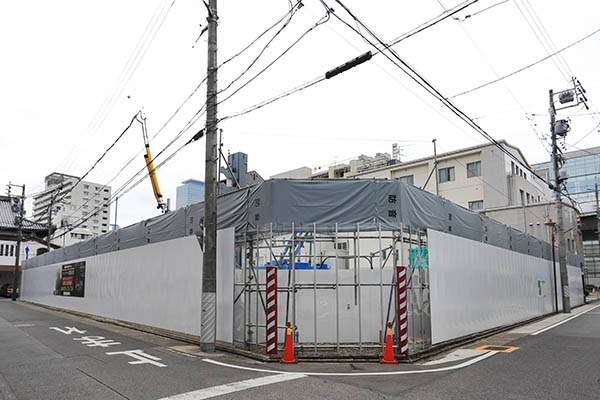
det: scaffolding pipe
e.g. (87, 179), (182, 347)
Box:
(313, 223), (317, 353)
(335, 223), (340, 353)
(378, 222), (384, 348)
(357, 223), (362, 351)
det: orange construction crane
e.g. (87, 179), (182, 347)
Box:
(135, 111), (168, 213)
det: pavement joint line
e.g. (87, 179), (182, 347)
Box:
(76, 368), (132, 400)
(156, 373), (307, 400)
(530, 304), (600, 336)
(200, 351), (498, 376)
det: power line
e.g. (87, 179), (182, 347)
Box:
(218, 1), (303, 93)
(218, 10), (330, 105)
(451, 27), (600, 99)
(60, 0), (178, 175)
(325, 0), (576, 202)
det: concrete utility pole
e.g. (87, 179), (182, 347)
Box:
(201, 0), (218, 352)
(550, 89), (571, 313)
(11, 184), (25, 301)
(432, 139), (439, 196)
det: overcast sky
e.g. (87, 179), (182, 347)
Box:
(2, 0), (599, 228)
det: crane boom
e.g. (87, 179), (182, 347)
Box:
(136, 112), (167, 212)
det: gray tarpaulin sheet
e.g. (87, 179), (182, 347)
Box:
(63, 242), (80, 261)
(24, 178), (581, 268)
(399, 183), (447, 233)
(78, 238), (96, 258)
(148, 207), (187, 244)
(529, 237), (543, 258)
(446, 202), (483, 242)
(509, 227), (529, 254)
(482, 217), (510, 250)
(96, 230), (118, 254)
(118, 221), (147, 250)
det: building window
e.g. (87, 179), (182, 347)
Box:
(439, 167), (455, 183)
(524, 173), (527, 180)
(0, 244), (3, 256)
(467, 161), (481, 178)
(468, 200), (484, 211)
(83, 191), (89, 196)
(84, 184), (89, 189)
(526, 193), (531, 204)
(399, 175), (414, 185)
(10, 245), (14, 257)
(520, 189), (525, 205)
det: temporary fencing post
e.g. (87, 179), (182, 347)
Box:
(266, 266), (278, 355)
(396, 266), (409, 356)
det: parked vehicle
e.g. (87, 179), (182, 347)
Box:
(0, 283), (18, 298)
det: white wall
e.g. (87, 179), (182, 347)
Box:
(429, 229), (584, 344)
(22, 236), (204, 336)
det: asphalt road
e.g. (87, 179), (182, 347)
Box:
(0, 299), (598, 400)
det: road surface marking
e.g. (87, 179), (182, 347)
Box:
(106, 349), (167, 368)
(157, 373), (306, 399)
(531, 303), (600, 336)
(473, 345), (519, 353)
(201, 350), (497, 377)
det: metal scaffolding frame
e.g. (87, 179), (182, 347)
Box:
(232, 221), (432, 356)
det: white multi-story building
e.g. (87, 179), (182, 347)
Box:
(32, 173), (111, 246)
(273, 140), (552, 211)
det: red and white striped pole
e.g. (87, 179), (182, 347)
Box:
(266, 266), (278, 355)
(396, 266), (408, 355)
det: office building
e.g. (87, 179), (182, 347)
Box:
(176, 179), (205, 209)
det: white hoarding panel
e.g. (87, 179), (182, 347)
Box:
(22, 236), (203, 336)
(216, 228), (235, 343)
(430, 230), (555, 344)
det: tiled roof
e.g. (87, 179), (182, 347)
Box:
(0, 196), (47, 232)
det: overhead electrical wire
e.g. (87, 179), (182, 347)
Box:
(53, 0), (483, 237)
(218, 0), (303, 92)
(434, 0), (550, 156)
(60, 0), (178, 175)
(451, 27), (600, 99)
(218, 10), (330, 105)
(323, 0), (578, 202)
(512, 0), (600, 139)
(221, 0), (479, 122)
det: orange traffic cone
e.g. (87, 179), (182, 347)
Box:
(280, 322), (297, 364)
(380, 322), (398, 364)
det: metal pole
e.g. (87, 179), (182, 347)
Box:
(12, 185), (25, 301)
(114, 196), (118, 229)
(595, 183), (600, 286)
(291, 223), (296, 344)
(432, 139), (439, 196)
(551, 223), (558, 313)
(550, 88), (571, 313)
(378, 223), (384, 348)
(255, 229), (260, 349)
(313, 223), (317, 353)
(356, 223), (362, 351)
(335, 223), (339, 353)
(201, 0), (219, 351)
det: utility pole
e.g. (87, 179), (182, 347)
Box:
(201, 0), (218, 352)
(432, 139), (439, 196)
(550, 89), (571, 313)
(11, 184), (25, 301)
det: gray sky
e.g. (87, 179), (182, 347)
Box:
(2, 0), (599, 227)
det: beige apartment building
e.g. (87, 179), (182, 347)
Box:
(273, 140), (552, 212)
